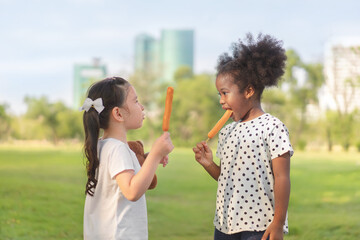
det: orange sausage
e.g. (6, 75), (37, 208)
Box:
(207, 110), (233, 140)
(162, 87), (174, 131)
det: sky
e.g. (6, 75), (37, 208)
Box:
(1, 0), (360, 115)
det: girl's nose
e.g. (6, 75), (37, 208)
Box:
(219, 96), (225, 105)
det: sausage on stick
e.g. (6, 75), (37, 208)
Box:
(206, 110), (233, 142)
(162, 87), (174, 132)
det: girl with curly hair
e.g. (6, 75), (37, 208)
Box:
(193, 33), (293, 240)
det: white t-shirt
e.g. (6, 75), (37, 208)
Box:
(214, 113), (294, 234)
(84, 138), (148, 240)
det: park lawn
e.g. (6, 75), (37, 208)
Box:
(0, 147), (360, 240)
(285, 151), (360, 240)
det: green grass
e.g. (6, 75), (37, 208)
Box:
(0, 147), (360, 239)
(286, 151), (360, 240)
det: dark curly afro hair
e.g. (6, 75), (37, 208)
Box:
(216, 33), (286, 98)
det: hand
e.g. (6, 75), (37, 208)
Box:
(160, 155), (169, 167)
(192, 141), (213, 167)
(151, 132), (174, 160)
(261, 221), (284, 240)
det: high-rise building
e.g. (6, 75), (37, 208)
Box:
(160, 29), (194, 82)
(134, 34), (160, 76)
(320, 38), (360, 114)
(73, 58), (107, 109)
(134, 29), (194, 83)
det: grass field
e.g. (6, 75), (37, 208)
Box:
(1, 146), (360, 240)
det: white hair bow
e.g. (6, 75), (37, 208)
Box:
(80, 98), (105, 114)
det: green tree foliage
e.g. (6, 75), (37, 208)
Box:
(128, 68), (224, 147)
(272, 49), (324, 149)
(11, 116), (51, 140)
(3, 57), (359, 151)
(23, 96), (83, 143)
(0, 103), (11, 141)
(129, 70), (161, 111)
(325, 110), (358, 151)
(169, 73), (223, 146)
(128, 70), (163, 142)
(56, 110), (83, 139)
(24, 96), (64, 143)
(173, 65), (193, 81)
(262, 88), (288, 121)
(283, 49), (302, 88)
(323, 46), (360, 151)
(127, 71), (224, 147)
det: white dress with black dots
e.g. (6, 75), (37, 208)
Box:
(214, 113), (294, 235)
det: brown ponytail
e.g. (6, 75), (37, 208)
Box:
(82, 77), (130, 196)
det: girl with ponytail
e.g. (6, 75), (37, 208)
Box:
(81, 77), (174, 240)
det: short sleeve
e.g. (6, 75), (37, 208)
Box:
(268, 123), (294, 160)
(108, 144), (135, 179)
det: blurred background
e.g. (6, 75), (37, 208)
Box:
(1, 1), (360, 239)
(1, 0), (360, 150)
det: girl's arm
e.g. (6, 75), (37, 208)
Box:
(193, 141), (220, 181)
(115, 132), (174, 201)
(262, 152), (291, 240)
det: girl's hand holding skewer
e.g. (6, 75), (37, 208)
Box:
(193, 141), (213, 167)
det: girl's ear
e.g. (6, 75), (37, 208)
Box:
(112, 107), (125, 122)
(244, 85), (255, 99)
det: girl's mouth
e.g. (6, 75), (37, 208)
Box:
(227, 110), (235, 121)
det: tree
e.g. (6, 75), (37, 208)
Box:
(56, 110), (83, 139)
(169, 73), (223, 146)
(325, 110), (357, 151)
(24, 96), (83, 143)
(174, 66), (193, 81)
(283, 49), (302, 88)
(281, 49), (325, 148)
(324, 46), (360, 150)
(128, 70), (163, 142)
(263, 49), (326, 150)
(0, 103), (11, 141)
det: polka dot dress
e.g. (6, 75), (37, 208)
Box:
(214, 113), (294, 235)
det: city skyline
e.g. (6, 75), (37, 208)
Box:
(1, 0), (360, 115)
(320, 37), (360, 113)
(135, 29), (194, 83)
